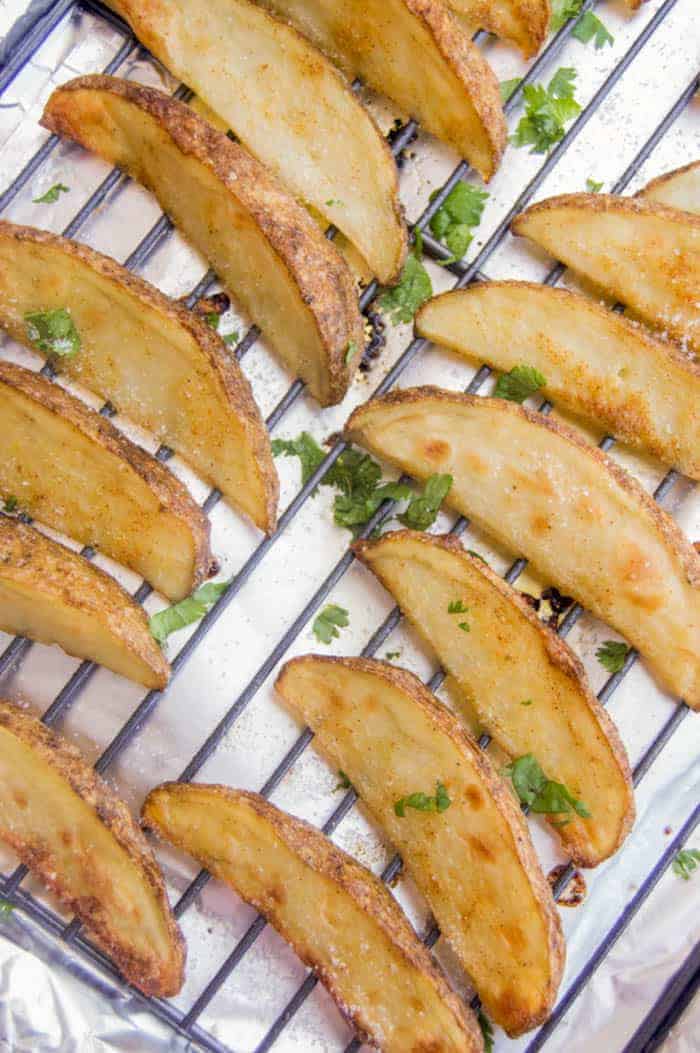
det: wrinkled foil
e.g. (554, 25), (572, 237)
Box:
(0, 1), (698, 1050)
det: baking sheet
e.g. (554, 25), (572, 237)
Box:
(0, 1), (698, 1050)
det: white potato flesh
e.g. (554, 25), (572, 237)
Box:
(638, 160), (700, 215)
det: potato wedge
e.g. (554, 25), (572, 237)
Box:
(276, 656), (564, 1035)
(638, 160), (700, 215)
(143, 785), (482, 1052)
(416, 281), (700, 479)
(0, 701), (184, 995)
(0, 362), (213, 601)
(0, 517), (169, 689)
(249, 0), (506, 180)
(346, 388), (700, 708)
(41, 77), (365, 407)
(512, 194), (700, 353)
(103, 1), (406, 283)
(354, 530), (634, 866)
(0, 223), (277, 533)
(444, 0), (550, 58)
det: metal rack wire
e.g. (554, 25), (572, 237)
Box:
(0, 0), (697, 1049)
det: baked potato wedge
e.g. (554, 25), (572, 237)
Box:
(0, 361), (213, 602)
(0, 701), (184, 995)
(143, 785), (482, 1052)
(41, 76), (365, 407)
(103, 1), (406, 283)
(276, 656), (564, 1035)
(354, 530), (634, 867)
(512, 194), (700, 353)
(249, 0), (506, 180)
(0, 518), (169, 689)
(444, 0), (550, 57)
(416, 281), (700, 479)
(638, 160), (700, 215)
(345, 388), (700, 708)
(0, 222), (277, 533)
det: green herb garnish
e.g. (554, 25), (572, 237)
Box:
(25, 308), (80, 358)
(149, 580), (229, 646)
(0, 899), (14, 917)
(345, 340), (359, 365)
(378, 234), (432, 324)
(384, 651), (401, 661)
(223, 330), (240, 346)
(271, 432), (327, 488)
(572, 10), (614, 48)
(204, 312), (220, 329)
(429, 182), (489, 264)
(521, 699), (534, 707)
(335, 770), (352, 792)
(3, 496), (18, 513)
(397, 473), (453, 531)
(499, 78), (522, 103)
(510, 68), (581, 154)
(586, 177), (604, 193)
(494, 364), (546, 403)
(394, 781), (451, 817)
(503, 754), (591, 818)
(312, 604), (349, 644)
(672, 848), (700, 880)
(596, 640), (629, 674)
(467, 549), (487, 564)
(32, 182), (69, 204)
(478, 1010), (494, 1053)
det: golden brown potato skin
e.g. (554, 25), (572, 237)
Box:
(637, 160), (700, 215)
(144, 784), (483, 1052)
(417, 280), (700, 479)
(0, 221), (277, 533)
(254, 0), (506, 180)
(445, 0), (550, 57)
(346, 387), (700, 708)
(0, 702), (184, 995)
(0, 517), (169, 688)
(0, 361), (214, 601)
(41, 75), (365, 406)
(276, 655), (565, 1036)
(512, 193), (700, 353)
(354, 529), (634, 867)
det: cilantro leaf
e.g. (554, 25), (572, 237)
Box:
(204, 312), (220, 329)
(32, 182), (69, 204)
(2, 496), (17, 513)
(586, 177), (603, 193)
(0, 899), (14, 917)
(672, 848), (700, 880)
(572, 10), (614, 48)
(521, 699), (534, 707)
(345, 340), (360, 365)
(467, 549), (487, 564)
(25, 308), (80, 358)
(312, 604), (349, 644)
(550, 0), (584, 32)
(223, 330), (240, 346)
(378, 251), (432, 324)
(271, 432), (326, 488)
(448, 599), (468, 613)
(596, 640), (629, 674)
(395, 781), (451, 817)
(494, 364), (546, 403)
(429, 182), (489, 263)
(511, 68), (581, 154)
(384, 650), (401, 661)
(499, 78), (522, 103)
(503, 754), (590, 818)
(335, 770), (352, 791)
(478, 1010), (494, 1053)
(149, 580), (229, 646)
(397, 473), (453, 530)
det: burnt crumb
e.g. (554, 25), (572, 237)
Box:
(541, 586), (574, 629)
(359, 310), (386, 373)
(387, 117), (418, 169)
(548, 864), (586, 907)
(520, 591), (541, 612)
(324, 431), (343, 448)
(188, 292), (231, 318)
(664, 825), (672, 836)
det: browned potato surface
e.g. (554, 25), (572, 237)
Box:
(417, 281), (700, 479)
(0, 361), (213, 601)
(445, 0), (550, 57)
(41, 76), (365, 406)
(276, 656), (565, 1035)
(346, 388), (700, 708)
(144, 784), (483, 1052)
(354, 530), (634, 866)
(638, 160), (700, 214)
(0, 701), (184, 995)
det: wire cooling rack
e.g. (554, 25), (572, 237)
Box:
(0, 0), (698, 1050)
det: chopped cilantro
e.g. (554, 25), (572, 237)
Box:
(25, 308), (80, 358)
(32, 182), (69, 204)
(3, 496), (17, 513)
(395, 781), (451, 817)
(0, 899), (14, 917)
(494, 364), (546, 403)
(223, 330), (240, 346)
(397, 473), (453, 530)
(521, 699), (534, 707)
(510, 68), (581, 154)
(572, 10), (614, 48)
(345, 340), (359, 365)
(478, 1010), (494, 1053)
(325, 198), (343, 206)
(503, 754), (591, 818)
(204, 312), (220, 329)
(271, 432), (326, 488)
(429, 182), (489, 264)
(499, 78), (522, 103)
(672, 848), (700, 880)
(312, 604), (350, 644)
(149, 580), (229, 646)
(596, 640), (629, 674)
(378, 233), (432, 324)
(384, 650), (401, 661)
(335, 770), (352, 792)
(467, 549), (488, 564)
(550, 0), (584, 31)
(448, 599), (468, 613)
(586, 177), (604, 193)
